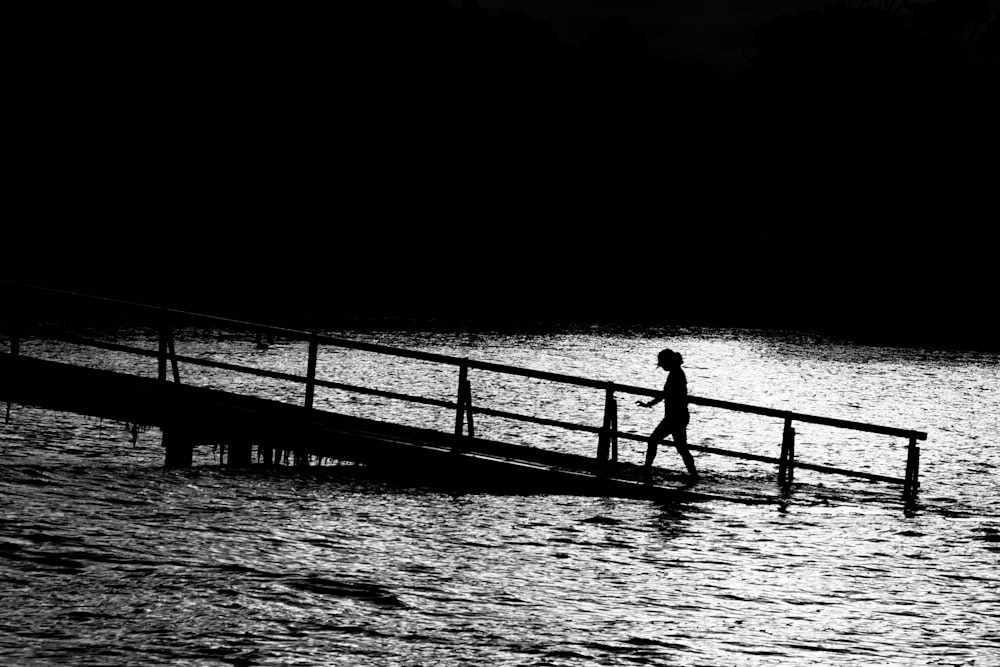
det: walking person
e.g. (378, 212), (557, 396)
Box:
(637, 348), (698, 482)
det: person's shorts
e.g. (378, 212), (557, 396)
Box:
(650, 415), (689, 442)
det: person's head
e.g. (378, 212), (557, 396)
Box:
(657, 348), (683, 370)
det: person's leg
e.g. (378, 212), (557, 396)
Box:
(673, 428), (698, 479)
(645, 420), (670, 468)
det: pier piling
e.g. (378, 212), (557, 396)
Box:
(228, 442), (253, 467)
(163, 428), (193, 468)
(904, 437), (921, 500)
(259, 445), (274, 465)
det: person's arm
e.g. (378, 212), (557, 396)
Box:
(637, 393), (663, 408)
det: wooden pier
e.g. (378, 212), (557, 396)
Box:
(1, 282), (928, 507)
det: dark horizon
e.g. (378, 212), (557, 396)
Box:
(474, 0), (1000, 74)
(7, 1), (997, 345)
(6, 222), (997, 348)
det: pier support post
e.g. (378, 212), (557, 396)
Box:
(904, 437), (920, 501)
(163, 428), (193, 468)
(259, 445), (274, 465)
(227, 442), (253, 467)
(778, 418), (796, 486)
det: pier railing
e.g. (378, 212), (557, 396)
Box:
(2, 282), (927, 500)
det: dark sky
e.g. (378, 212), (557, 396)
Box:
(6, 2), (997, 341)
(476, 0), (828, 75)
(478, 0), (1000, 74)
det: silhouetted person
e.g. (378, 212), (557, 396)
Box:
(637, 349), (698, 482)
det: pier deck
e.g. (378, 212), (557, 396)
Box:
(0, 354), (729, 504)
(0, 282), (928, 508)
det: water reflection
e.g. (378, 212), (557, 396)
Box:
(2, 325), (998, 665)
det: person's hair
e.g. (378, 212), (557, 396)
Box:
(658, 349), (683, 367)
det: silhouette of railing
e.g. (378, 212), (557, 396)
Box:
(1, 281), (927, 500)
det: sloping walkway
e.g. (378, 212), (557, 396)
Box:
(1, 353), (758, 505)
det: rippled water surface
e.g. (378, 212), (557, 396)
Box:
(2, 322), (998, 666)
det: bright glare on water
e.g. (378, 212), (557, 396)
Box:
(1, 321), (998, 666)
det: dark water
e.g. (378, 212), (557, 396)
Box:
(2, 324), (998, 666)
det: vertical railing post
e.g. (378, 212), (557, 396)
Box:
(597, 386), (616, 461)
(5, 283), (20, 424)
(158, 308), (169, 382)
(305, 335), (318, 409)
(787, 421), (796, 484)
(778, 419), (788, 483)
(463, 374), (475, 438)
(453, 361), (474, 447)
(9, 282), (21, 357)
(454, 362), (468, 437)
(904, 436), (920, 501)
(779, 417), (795, 486)
(168, 329), (179, 384)
(610, 391), (619, 463)
(157, 307), (180, 382)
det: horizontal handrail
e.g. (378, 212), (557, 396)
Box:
(18, 323), (916, 474)
(3, 280), (928, 443)
(24, 326), (459, 409)
(628, 389), (926, 441)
